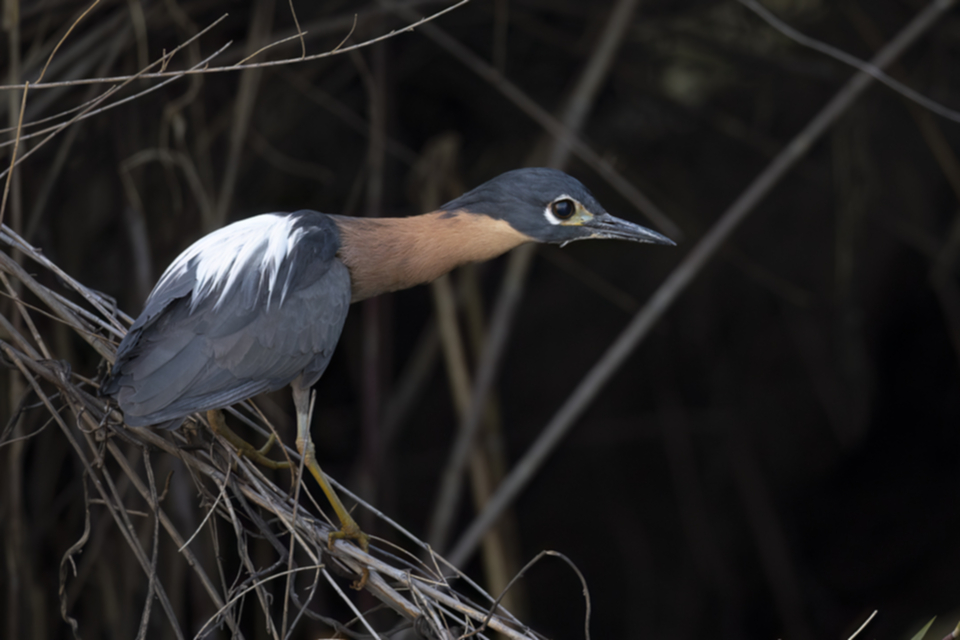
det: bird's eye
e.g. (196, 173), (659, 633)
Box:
(550, 199), (576, 220)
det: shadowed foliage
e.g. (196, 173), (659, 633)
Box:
(2, 1), (960, 638)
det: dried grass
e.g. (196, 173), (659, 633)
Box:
(0, 221), (543, 637)
(0, 3), (556, 636)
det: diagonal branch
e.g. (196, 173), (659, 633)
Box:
(447, 0), (958, 568)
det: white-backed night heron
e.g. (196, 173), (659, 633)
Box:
(102, 167), (674, 555)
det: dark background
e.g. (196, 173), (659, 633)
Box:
(2, 0), (960, 638)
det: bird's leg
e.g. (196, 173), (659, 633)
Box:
(291, 382), (370, 555)
(206, 409), (291, 470)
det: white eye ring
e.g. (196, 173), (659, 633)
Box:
(543, 195), (578, 225)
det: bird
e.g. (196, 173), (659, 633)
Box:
(101, 167), (674, 553)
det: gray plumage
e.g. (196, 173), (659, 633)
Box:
(443, 168), (673, 246)
(102, 211), (349, 428)
(442, 168), (603, 238)
(103, 168), (673, 430)
(100, 168), (675, 555)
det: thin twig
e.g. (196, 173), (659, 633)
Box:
(431, 0), (644, 556)
(287, 0), (306, 59)
(0, 82), (28, 229)
(447, 0), (958, 568)
(848, 610), (879, 640)
(236, 30), (310, 68)
(0, 13), (229, 141)
(35, 0), (101, 83)
(58, 475), (90, 640)
(466, 550), (590, 640)
(739, 0), (960, 124)
(0, 1), (471, 90)
(134, 449), (161, 640)
(0, 42), (235, 181)
(387, 0), (679, 237)
(0, 345), (188, 639)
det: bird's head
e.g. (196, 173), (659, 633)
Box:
(441, 167), (675, 247)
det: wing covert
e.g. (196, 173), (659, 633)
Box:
(104, 211), (351, 427)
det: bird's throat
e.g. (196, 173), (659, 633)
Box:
(333, 211), (533, 302)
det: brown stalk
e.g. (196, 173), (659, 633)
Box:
(447, 0), (958, 568)
(213, 0), (275, 230)
(429, 0), (644, 564)
(0, 0), (472, 91)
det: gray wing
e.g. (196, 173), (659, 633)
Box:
(102, 212), (351, 427)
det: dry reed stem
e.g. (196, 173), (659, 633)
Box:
(0, 224), (543, 637)
(388, 0), (679, 239)
(447, 0), (958, 568)
(0, 1), (471, 91)
(427, 0), (645, 562)
(0, 1), (555, 634)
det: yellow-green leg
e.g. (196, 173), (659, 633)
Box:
(291, 380), (370, 554)
(206, 409), (291, 469)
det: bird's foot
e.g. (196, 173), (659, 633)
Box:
(293, 430), (371, 589)
(327, 520), (370, 553)
(206, 410), (291, 470)
(351, 568), (370, 591)
(244, 433), (293, 468)
(327, 522), (371, 590)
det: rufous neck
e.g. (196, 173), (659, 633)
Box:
(332, 211), (533, 302)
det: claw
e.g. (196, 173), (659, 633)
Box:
(351, 568), (370, 590)
(325, 517), (371, 590)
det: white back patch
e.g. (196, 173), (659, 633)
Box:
(156, 213), (306, 311)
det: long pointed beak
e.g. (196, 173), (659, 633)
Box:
(587, 212), (676, 245)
